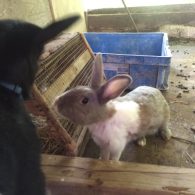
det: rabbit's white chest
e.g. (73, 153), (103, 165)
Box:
(87, 101), (140, 148)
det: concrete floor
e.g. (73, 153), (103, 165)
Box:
(83, 40), (195, 168)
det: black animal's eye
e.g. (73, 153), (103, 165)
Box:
(81, 97), (89, 105)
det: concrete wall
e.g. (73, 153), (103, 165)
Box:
(0, 0), (86, 31)
(83, 0), (195, 10)
(86, 4), (195, 33)
(0, 0), (52, 26)
(50, 0), (86, 32)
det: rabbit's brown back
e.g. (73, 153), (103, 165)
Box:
(117, 86), (170, 137)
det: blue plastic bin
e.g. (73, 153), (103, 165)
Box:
(84, 32), (171, 90)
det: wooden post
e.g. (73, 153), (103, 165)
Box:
(80, 33), (95, 58)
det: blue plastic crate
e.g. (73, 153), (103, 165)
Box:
(84, 32), (172, 90)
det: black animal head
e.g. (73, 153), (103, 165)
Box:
(0, 16), (80, 99)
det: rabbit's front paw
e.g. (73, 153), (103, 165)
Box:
(136, 137), (146, 146)
(160, 128), (172, 141)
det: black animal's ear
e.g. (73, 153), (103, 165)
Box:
(35, 15), (80, 45)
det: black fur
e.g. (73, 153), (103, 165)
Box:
(0, 16), (79, 195)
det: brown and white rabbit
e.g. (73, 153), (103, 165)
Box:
(53, 53), (172, 161)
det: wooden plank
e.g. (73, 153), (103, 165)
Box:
(42, 154), (195, 195)
(80, 33), (95, 58)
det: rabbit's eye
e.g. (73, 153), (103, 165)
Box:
(81, 97), (89, 105)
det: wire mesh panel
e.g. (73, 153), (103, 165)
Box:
(25, 33), (94, 156)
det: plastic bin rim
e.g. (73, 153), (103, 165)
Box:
(84, 32), (168, 35)
(95, 52), (172, 58)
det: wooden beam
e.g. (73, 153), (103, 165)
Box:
(42, 154), (195, 195)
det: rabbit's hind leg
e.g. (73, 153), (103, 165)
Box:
(136, 136), (146, 146)
(159, 123), (172, 141)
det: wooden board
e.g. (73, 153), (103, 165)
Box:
(42, 154), (195, 195)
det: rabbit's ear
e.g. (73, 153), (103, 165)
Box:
(91, 53), (104, 90)
(35, 15), (80, 45)
(97, 74), (132, 104)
